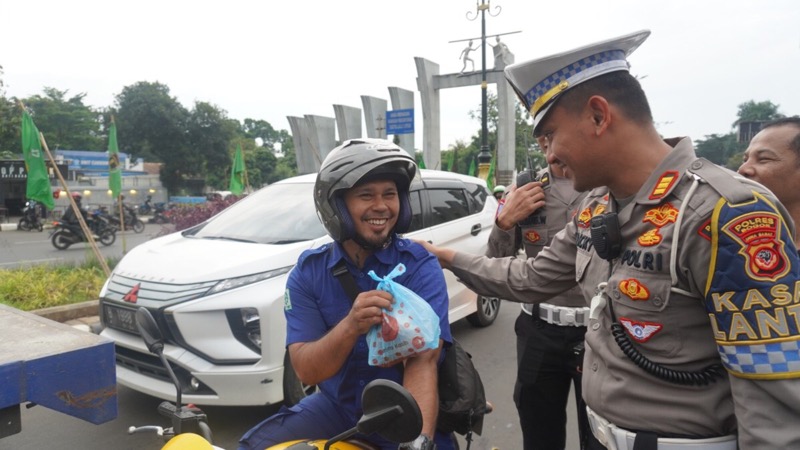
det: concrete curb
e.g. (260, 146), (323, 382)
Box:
(32, 299), (99, 323)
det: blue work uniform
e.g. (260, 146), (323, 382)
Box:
(239, 235), (454, 450)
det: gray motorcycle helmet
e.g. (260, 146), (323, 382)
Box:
(314, 138), (417, 243)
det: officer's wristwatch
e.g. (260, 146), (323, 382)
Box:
(399, 434), (435, 450)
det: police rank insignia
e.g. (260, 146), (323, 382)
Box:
(539, 172), (550, 187)
(638, 229), (662, 247)
(722, 211), (790, 281)
(524, 230), (541, 244)
(643, 203), (678, 227)
(577, 207), (593, 228)
(619, 278), (650, 300)
(619, 317), (662, 343)
(649, 171), (679, 200)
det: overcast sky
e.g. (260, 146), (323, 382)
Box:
(1, 0), (798, 152)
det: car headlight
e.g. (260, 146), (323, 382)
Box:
(207, 266), (293, 296)
(227, 307), (261, 352)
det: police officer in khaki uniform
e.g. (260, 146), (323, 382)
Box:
(487, 165), (590, 449)
(420, 30), (800, 449)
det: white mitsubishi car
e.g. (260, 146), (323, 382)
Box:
(98, 169), (500, 406)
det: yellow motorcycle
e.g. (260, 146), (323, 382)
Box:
(130, 308), (423, 450)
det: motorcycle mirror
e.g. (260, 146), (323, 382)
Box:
(135, 308), (165, 355)
(357, 379), (422, 443)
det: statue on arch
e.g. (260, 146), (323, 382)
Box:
(490, 35), (515, 69)
(459, 40), (479, 74)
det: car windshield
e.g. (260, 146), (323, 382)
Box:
(187, 181), (326, 244)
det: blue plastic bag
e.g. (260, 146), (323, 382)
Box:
(366, 263), (441, 366)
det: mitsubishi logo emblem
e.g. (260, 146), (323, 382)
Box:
(123, 283), (141, 304)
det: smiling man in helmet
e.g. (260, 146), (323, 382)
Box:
(239, 139), (453, 450)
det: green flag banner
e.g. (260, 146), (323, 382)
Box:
(108, 121), (122, 198)
(446, 151), (454, 172)
(229, 144), (245, 195)
(21, 111), (54, 210)
(418, 155), (426, 170)
(468, 158), (476, 177)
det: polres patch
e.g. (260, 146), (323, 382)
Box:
(284, 289), (292, 311)
(619, 278), (650, 300)
(722, 211), (790, 282)
(524, 230), (541, 244)
(619, 317), (662, 342)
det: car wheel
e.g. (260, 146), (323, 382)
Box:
(282, 351), (317, 406)
(466, 295), (501, 327)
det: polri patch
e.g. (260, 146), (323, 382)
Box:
(619, 278), (650, 301)
(619, 317), (663, 343)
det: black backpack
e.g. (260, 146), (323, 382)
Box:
(436, 339), (488, 437)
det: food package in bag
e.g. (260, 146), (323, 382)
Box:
(366, 263), (441, 366)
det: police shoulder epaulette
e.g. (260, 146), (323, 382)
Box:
(687, 158), (754, 204)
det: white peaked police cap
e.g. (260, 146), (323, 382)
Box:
(504, 30), (651, 132)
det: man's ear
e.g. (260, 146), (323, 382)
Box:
(586, 95), (611, 136)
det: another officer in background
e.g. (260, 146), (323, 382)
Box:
(420, 29), (800, 449)
(738, 116), (800, 245)
(487, 164), (589, 449)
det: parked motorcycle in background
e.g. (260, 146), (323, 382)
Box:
(149, 202), (175, 224)
(17, 200), (44, 232)
(107, 204), (145, 233)
(138, 195), (154, 215)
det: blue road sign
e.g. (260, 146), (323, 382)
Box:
(386, 109), (414, 135)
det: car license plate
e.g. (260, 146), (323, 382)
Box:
(104, 304), (139, 334)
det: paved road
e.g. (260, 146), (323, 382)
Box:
(0, 221), (168, 269)
(3, 303), (580, 449)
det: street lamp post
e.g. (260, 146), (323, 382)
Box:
(467, 0), (501, 181)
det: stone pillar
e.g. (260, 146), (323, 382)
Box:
(414, 57), (516, 184)
(361, 96), (387, 139)
(305, 115), (336, 171)
(495, 74), (516, 188)
(388, 86), (415, 155)
(414, 57), (441, 171)
(333, 104), (362, 142)
(287, 116), (316, 175)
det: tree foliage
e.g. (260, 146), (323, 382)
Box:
(20, 87), (102, 150)
(697, 99), (785, 169)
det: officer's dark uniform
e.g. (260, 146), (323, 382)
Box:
(487, 168), (589, 449)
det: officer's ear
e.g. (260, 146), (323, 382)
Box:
(586, 95), (611, 136)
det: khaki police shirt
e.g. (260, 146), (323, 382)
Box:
(486, 168), (586, 309)
(450, 138), (800, 448)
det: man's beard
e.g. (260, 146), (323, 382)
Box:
(353, 230), (393, 251)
